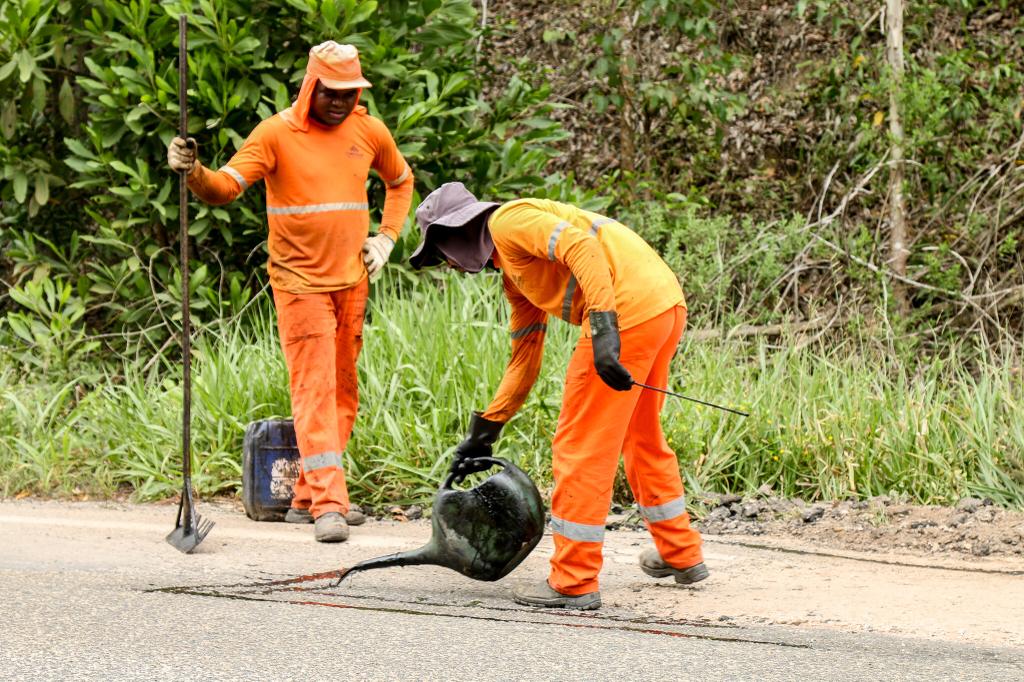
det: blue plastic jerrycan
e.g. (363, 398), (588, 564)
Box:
(242, 419), (301, 521)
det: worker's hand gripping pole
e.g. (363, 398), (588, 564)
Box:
(166, 13), (213, 553)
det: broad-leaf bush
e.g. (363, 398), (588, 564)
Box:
(0, 0), (573, 362)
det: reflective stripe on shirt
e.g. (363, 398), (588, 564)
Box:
(590, 216), (615, 235)
(387, 166), (410, 188)
(547, 221), (570, 261)
(550, 514), (605, 542)
(638, 496), (687, 523)
(556, 218), (614, 320)
(221, 165), (248, 191)
(302, 451), (344, 472)
(510, 322), (547, 340)
(562, 276), (578, 321)
(267, 202), (370, 215)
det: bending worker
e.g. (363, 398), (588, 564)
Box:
(409, 182), (706, 610)
(167, 42), (413, 543)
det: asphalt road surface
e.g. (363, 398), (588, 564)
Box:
(2, 499), (1021, 680)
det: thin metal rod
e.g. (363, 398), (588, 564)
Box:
(633, 382), (750, 417)
(178, 14), (191, 480)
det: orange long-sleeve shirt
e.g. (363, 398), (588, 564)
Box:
(482, 199), (685, 422)
(187, 105), (413, 293)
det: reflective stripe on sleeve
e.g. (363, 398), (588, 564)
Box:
(221, 165), (248, 191)
(555, 217), (615, 322)
(547, 221), (570, 261)
(638, 496), (687, 523)
(550, 514), (605, 542)
(267, 202), (369, 215)
(302, 451), (344, 472)
(589, 217), (614, 235)
(510, 322), (547, 340)
(387, 166), (411, 188)
(561, 276), (577, 321)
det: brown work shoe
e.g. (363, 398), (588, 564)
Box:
(314, 512), (349, 543)
(512, 580), (601, 610)
(639, 548), (709, 584)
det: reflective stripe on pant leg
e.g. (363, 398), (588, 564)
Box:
(550, 515), (605, 542)
(273, 288), (347, 518)
(302, 449), (348, 518)
(548, 335), (643, 595)
(638, 496), (687, 523)
(303, 451), (344, 472)
(622, 306), (703, 568)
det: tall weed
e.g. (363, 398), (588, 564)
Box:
(1, 270), (1021, 508)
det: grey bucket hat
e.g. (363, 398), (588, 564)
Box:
(408, 182), (500, 272)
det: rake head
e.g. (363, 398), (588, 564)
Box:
(166, 482), (214, 553)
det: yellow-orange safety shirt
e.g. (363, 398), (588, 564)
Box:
(482, 198), (685, 422)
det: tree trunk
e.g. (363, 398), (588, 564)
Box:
(618, 29), (636, 183)
(608, 0), (636, 198)
(885, 0), (909, 315)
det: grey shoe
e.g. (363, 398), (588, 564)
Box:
(345, 504), (367, 526)
(512, 580), (601, 610)
(285, 507), (312, 524)
(639, 548), (709, 584)
(288, 505), (366, 526)
(314, 512), (349, 543)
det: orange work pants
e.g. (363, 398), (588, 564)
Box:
(273, 279), (367, 518)
(549, 305), (703, 595)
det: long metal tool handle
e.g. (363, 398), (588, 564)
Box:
(178, 14), (191, 481)
(633, 381), (750, 417)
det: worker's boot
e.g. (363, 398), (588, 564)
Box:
(285, 507), (313, 524)
(344, 504), (367, 526)
(512, 580), (601, 610)
(287, 504), (366, 526)
(638, 548), (709, 584)
(314, 512), (349, 543)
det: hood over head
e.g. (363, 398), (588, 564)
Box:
(280, 41), (372, 132)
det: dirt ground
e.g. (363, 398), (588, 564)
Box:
(680, 493), (1023, 559)
(360, 492), (1024, 560)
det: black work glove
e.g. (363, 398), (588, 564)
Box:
(590, 310), (633, 391)
(451, 412), (504, 482)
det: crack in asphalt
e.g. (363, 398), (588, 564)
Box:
(293, 587), (741, 630)
(148, 583), (810, 649)
(148, 570), (739, 630)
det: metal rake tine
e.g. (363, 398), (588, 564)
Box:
(195, 515), (215, 541)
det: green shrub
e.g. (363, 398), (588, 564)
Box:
(1, 0), (573, 363)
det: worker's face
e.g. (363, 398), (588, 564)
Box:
(310, 82), (359, 126)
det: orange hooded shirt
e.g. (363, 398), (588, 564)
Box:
(481, 198), (685, 422)
(186, 50), (414, 294)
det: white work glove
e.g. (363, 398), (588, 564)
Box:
(167, 136), (198, 173)
(362, 233), (395, 278)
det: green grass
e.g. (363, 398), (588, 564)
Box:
(1, 268), (1022, 508)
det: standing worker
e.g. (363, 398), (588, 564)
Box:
(409, 183), (706, 610)
(167, 42), (414, 543)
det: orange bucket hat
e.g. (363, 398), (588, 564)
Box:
(308, 41), (372, 90)
(280, 41), (372, 131)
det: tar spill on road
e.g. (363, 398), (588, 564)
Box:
(147, 570), (809, 649)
